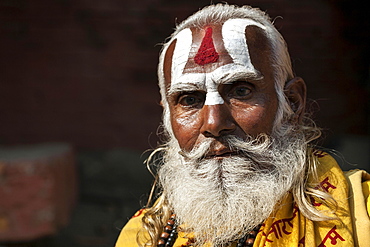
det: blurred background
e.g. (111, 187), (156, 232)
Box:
(0, 0), (368, 246)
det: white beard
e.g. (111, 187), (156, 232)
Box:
(158, 128), (307, 246)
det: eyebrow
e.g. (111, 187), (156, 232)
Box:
(168, 83), (206, 96)
(216, 70), (264, 85)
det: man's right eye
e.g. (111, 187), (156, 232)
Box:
(178, 93), (204, 107)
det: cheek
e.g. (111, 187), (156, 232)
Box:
(233, 102), (277, 136)
(170, 109), (201, 150)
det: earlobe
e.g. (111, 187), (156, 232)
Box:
(284, 77), (307, 123)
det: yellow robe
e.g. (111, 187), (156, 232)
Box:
(116, 151), (370, 246)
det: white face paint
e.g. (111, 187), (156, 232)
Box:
(169, 19), (266, 105)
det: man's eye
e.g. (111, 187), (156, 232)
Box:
(234, 87), (251, 97)
(180, 96), (196, 105)
(178, 95), (203, 107)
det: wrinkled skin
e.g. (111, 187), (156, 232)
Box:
(163, 23), (305, 155)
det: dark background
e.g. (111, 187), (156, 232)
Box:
(0, 0), (369, 246)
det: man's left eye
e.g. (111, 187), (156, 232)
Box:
(234, 87), (251, 97)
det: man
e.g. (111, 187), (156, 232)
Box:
(116, 4), (370, 247)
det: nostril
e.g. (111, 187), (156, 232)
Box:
(203, 130), (214, 138)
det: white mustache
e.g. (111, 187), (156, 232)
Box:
(178, 134), (272, 161)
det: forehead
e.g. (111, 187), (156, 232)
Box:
(163, 18), (273, 90)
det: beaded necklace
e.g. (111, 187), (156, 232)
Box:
(157, 214), (261, 247)
(157, 214), (177, 247)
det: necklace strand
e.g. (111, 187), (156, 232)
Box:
(157, 214), (177, 247)
(157, 214), (261, 247)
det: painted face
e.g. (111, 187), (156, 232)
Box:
(163, 18), (279, 153)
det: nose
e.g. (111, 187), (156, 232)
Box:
(200, 104), (236, 137)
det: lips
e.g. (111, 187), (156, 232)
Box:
(205, 147), (237, 159)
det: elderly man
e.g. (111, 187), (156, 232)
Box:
(116, 4), (370, 247)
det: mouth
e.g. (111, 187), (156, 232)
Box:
(205, 149), (238, 160)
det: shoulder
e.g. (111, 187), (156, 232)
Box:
(308, 150), (348, 196)
(344, 169), (370, 209)
(344, 169), (370, 245)
(115, 209), (148, 247)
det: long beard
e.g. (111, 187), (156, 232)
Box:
(158, 126), (307, 246)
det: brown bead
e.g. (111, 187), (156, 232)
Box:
(245, 238), (254, 246)
(157, 239), (165, 245)
(170, 214), (176, 219)
(164, 225), (173, 232)
(167, 219), (175, 225)
(160, 232), (170, 238)
(249, 230), (258, 238)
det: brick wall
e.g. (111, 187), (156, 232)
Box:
(0, 0), (368, 151)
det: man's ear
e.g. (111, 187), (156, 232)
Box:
(284, 77), (306, 123)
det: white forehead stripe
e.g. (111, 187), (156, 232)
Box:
(222, 18), (266, 68)
(169, 19), (265, 106)
(171, 28), (192, 85)
(205, 91), (224, 105)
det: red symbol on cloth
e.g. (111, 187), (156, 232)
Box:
(313, 150), (328, 158)
(310, 177), (337, 206)
(320, 177), (337, 192)
(318, 225), (345, 247)
(131, 209), (145, 218)
(194, 27), (219, 65)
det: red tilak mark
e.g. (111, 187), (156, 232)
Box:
(194, 27), (219, 65)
